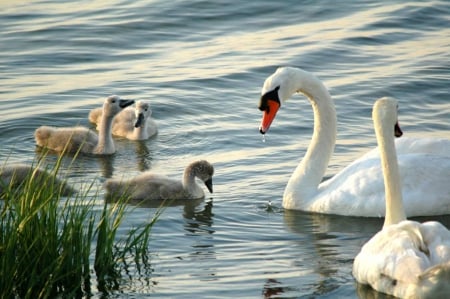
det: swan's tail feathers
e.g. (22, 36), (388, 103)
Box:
(88, 108), (102, 125)
(418, 262), (450, 297)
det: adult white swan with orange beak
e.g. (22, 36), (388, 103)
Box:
(258, 67), (450, 217)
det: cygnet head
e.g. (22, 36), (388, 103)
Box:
(134, 101), (152, 128)
(188, 160), (214, 193)
(103, 95), (135, 117)
(372, 97), (403, 138)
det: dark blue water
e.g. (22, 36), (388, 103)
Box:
(1, 0), (449, 297)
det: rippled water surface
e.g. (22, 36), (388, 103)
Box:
(1, 0), (449, 298)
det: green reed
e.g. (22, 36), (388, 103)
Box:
(0, 154), (160, 298)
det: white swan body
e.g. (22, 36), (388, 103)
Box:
(35, 95), (134, 155)
(89, 100), (157, 140)
(104, 160), (214, 201)
(258, 67), (450, 216)
(353, 97), (450, 298)
(0, 163), (75, 196)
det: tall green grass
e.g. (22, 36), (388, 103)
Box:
(0, 155), (161, 298)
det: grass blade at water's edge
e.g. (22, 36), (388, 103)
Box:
(0, 152), (161, 298)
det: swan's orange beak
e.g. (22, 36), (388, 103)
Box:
(259, 99), (280, 134)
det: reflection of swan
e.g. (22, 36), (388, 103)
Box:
(353, 97), (450, 298)
(104, 160), (214, 201)
(89, 100), (157, 140)
(135, 141), (152, 172)
(0, 163), (75, 196)
(35, 95), (134, 155)
(258, 67), (450, 216)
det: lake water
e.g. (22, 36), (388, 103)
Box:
(1, 0), (449, 298)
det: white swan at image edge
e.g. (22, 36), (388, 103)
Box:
(89, 100), (157, 140)
(352, 97), (450, 298)
(258, 67), (450, 217)
(104, 160), (214, 201)
(35, 95), (134, 155)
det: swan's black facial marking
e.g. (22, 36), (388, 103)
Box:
(394, 105), (402, 137)
(258, 86), (280, 112)
(394, 122), (403, 137)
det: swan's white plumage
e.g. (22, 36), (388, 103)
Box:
(258, 67), (450, 216)
(104, 160), (214, 201)
(35, 95), (134, 155)
(352, 97), (450, 298)
(89, 100), (157, 140)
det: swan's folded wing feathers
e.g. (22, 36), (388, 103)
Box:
(353, 220), (450, 296)
(394, 137), (450, 157)
(127, 173), (181, 201)
(316, 154), (450, 217)
(35, 126), (98, 153)
(159, 181), (185, 200)
(316, 158), (386, 216)
(88, 107), (103, 124)
(419, 221), (450, 263)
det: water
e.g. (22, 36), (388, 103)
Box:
(1, 0), (449, 297)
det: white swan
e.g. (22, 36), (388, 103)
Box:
(258, 67), (450, 216)
(89, 100), (157, 140)
(35, 95), (134, 155)
(104, 160), (214, 201)
(0, 163), (75, 196)
(352, 97), (450, 298)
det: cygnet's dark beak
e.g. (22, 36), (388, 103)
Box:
(204, 178), (213, 193)
(119, 99), (135, 108)
(134, 113), (145, 128)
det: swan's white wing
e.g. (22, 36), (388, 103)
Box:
(353, 220), (450, 298)
(359, 137), (450, 161)
(88, 107), (103, 124)
(313, 154), (450, 217)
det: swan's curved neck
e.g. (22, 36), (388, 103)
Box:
(183, 168), (201, 195)
(283, 71), (337, 208)
(376, 116), (406, 227)
(95, 113), (115, 154)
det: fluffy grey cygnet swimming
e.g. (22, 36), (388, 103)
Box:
(89, 100), (157, 140)
(104, 160), (214, 201)
(0, 163), (75, 196)
(35, 95), (134, 155)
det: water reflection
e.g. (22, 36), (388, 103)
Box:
(282, 210), (450, 298)
(34, 146), (116, 179)
(262, 278), (284, 298)
(282, 210), (383, 297)
(96, 154), (115, 178)
(355, 283), (393, 299)
(183, 200), (217, 282)
(183, 199), (215, 234)
(134, 140), (152, 172)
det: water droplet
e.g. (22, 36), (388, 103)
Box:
(262, 134), (266, 143)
